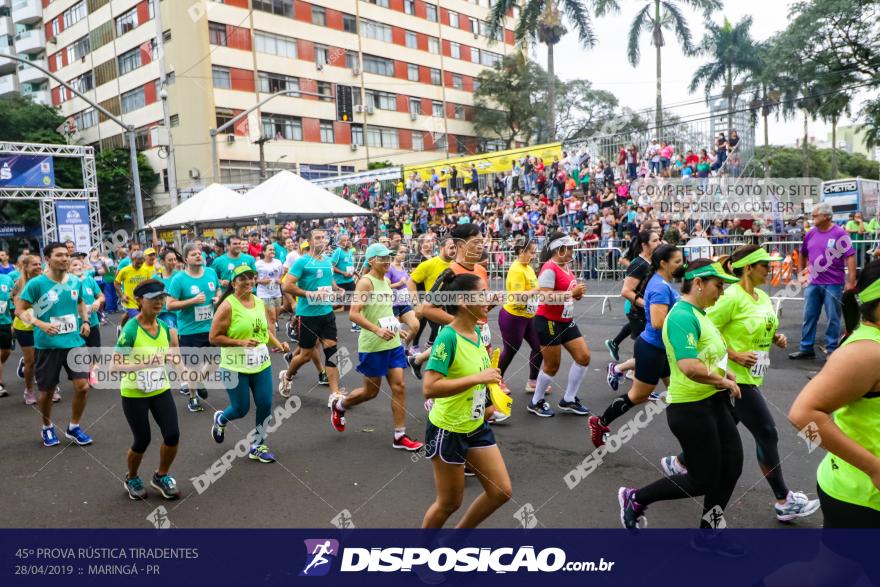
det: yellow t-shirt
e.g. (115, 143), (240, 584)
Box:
(115, 264), (154, 309)
(411, 256), (451, 292)
(504, 260), (538, 318)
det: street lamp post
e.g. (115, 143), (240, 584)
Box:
(0, 54), (147, 231)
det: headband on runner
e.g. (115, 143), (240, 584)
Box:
(856, 278), (880, 305)
(549, 236), (577, 251)
(731, 248), (783, 269)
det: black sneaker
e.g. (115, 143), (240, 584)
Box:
(408, 355), (423, 380)
(464, 467), (476, 477)
(16, 357), (24, 379)
(318, 370), (330, 386)
(283, 351), (293, 364)
(187, 397), (203, 412)
(605, 339), (620, 362)
(211, 411), (225, 443)
(558, 397), (590, 415)
(287, 320), (298, 342)
(196, 386), (208, 400)
(788, 350), (816, 360)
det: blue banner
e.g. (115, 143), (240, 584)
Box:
(0, 155), (54, 188)
(2, 529), (878, 586)
(54, 201), (92, 253)
(0, 224), (40, 238)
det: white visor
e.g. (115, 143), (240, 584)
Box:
(549, 236), (577, 251)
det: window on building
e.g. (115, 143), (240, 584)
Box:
(317, 81), (332, 101)
(262, 114), (303, 140)
(343, 14), (357, 33)
(481, 50), (501, 67)
(116, 6), (140, 37)
(432, 101), (443, 117)
(320, 120), (334, 143)
(362, 54), (394, 76)
(368, 0), (389, 7)
(71, 71), (94, 92)
(427, 37), (439, 54)
(345, 50), (359, 70)
(64, 2), (87, 29)
(170, 114), (179, 127)
(409, 97), (421, 115)
(404, 0), (415, 15)
(449, 11), (459, 28)
(311, 6), (326, 26)
(66, 35), (91, 62)
(405, 31), (417, 49)
(453, 104), (465, 120)
(367, 127), (399, 149)
(51, 19), (60, 37)
(433, 133), (447, 151)
(452, 74), (462, 90)
(412, 132), (424, 151)
(362, 19), (392, 43)
(425, 3), (438, 22)
(471, 47), (480, 64)
(366, 90), (396, 110)
(254, 31), (297, 58)
(212, 66), (231, 89)
(258, 71), (299, 94)
(407, 63), (419, 81)
(351, 124), (364, 146)
(121, 86), (146, 113)
(457, 135), (469, 154)
(450, 42), (460, 59)
(208, 22), (227, 46)
(117, 46), (143, 75)
(429, 68), (441, 85)
(252, 0), (293, 17)
(472, 79), (480, 92)
(74, 107), (98, 130)
(315, 45), (329, 66)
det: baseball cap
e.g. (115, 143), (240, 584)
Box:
(684, 262), (738, 283)
(232, 265), (256, 279)
(365, 243), (392, 261)
(133, 279), (166, 299)
(144, 248), (156, 256)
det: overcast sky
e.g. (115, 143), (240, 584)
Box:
(536, 0), (863, 147)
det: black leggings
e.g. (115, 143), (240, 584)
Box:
(612, 322), (631, 347)
(818, 483), (880, 528)
(636, 393), (743, 528)
(678, 384), (788, 500)
(121, 391), (180, 454)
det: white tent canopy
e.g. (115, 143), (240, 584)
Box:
(148, 183), (245, 229)
(238, 170), (371, 220)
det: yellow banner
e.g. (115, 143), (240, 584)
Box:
(403, 142), (563, 179)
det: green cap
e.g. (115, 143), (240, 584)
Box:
(232, 264), (256, 279)
(856, 277), (880, 305)
(365, 243), (392, 261)
(684, 261), (739, 283)
(731, 248), (783, 269)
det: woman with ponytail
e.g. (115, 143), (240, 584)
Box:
(790, 259), (880, 527)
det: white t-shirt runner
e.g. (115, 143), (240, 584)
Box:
(256, 258), (284, 299)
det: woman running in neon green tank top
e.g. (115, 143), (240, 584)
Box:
(790, 258), (880, 528)
(209, 265), (289, 464)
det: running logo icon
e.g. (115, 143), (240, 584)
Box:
(300, 539), (339, 577)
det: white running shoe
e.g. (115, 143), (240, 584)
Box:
(775, 491), (821, 522)
(278, 371), (291, 398)
(660, 455), (688, 476)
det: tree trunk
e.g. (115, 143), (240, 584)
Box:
(726, 69), (734, 134)
(654, 3), (662, 135)
(763, 112), (768, 148)
(831, 114), (838, 179)
(802, 110), (810, 178)
(547, 41), (556, 142)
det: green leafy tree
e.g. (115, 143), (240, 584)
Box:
(748, 146), (878, 180)
(597, 0), (720, 133)
(553, 79), (619, 141)
(367, 161), (394, 170)
(487, 0), (602, 141)
(95, 148), (159, 226)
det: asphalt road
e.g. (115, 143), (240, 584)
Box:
(0, 290), (830, 530)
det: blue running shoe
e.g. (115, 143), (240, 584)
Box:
(606, 362), (621, 392)
(558, 397), (590, 415)
(618, 487), (648, 529)
(151, 472), (180, 499)
(605, 339), (620, 362)
(124, 475), (146, 500)
(65, 425), (93, 446)
(249, 444), (276, 463)
(187, 397), (203, 412)
(283, 351), (293, 364)
(648, 391), (662, 401)
(42, 426), (60, 447)
(211, 411), (226, 443)
(527, 399), (554, 417)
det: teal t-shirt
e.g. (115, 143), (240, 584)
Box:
(291, 254), (334, 317)
(167, 268), (220, 336)
(117, 257), (131, 270)
(330, 247), (355, 285)
(211, 253), (257, 283)
(0, 274), (13, 326)
(80, 274), (102, 328)
(8, 270), (20, 283)
(273, 242), (287, 264)
(21, 273), (85, 349)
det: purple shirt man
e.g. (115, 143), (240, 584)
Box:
(801, 223), (855, 286)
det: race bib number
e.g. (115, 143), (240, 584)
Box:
(470, 387), (486, 420)
(194, 305), (214, 322)
(267, 281), (281, 295)
(50, 314), (77, 335)
(562, 300), (574, 320)
(0, 300), (7, 314)
(480, 323), (492, 346)
(245, 344), (270, 368)
(136, 367), (166, 393)
(749, 351), (770, 378)
(345, 266), (353, 274)
(379, 316), (401, 333)
(526, 296), (539, 316)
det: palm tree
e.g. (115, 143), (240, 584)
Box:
(597, 0), (720, 134)
(747, 43), (784, 150)
(488, 0), (606, 142)
(688, 17), (760, 136)
(816, 76), (853, 179)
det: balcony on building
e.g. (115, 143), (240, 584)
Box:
(17, 57), (46, 83)
(22, 85), (49, 105)
(0, 34), (15, 73)
(11, 0), (40, 25)
(14, 27), (44, 53)
(0, 71), (20, 96)
(0, 14), (14, 38)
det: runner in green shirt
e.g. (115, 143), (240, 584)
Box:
(620, 259), (746, 546)
(328, 243), (423, 451)
(421, 271), (510, 529)
(661, 246), (819, 522)
(112, 279), (181, 501)
(210, 235), (257, 286)
(790, 259), (880, 527)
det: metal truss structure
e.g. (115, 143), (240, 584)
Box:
(0, 142), (102, 249)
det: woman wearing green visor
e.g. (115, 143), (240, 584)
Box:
(660, 246), (820, 523)
(618, 259), (744, 545)
(790, 258), (880, 527)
